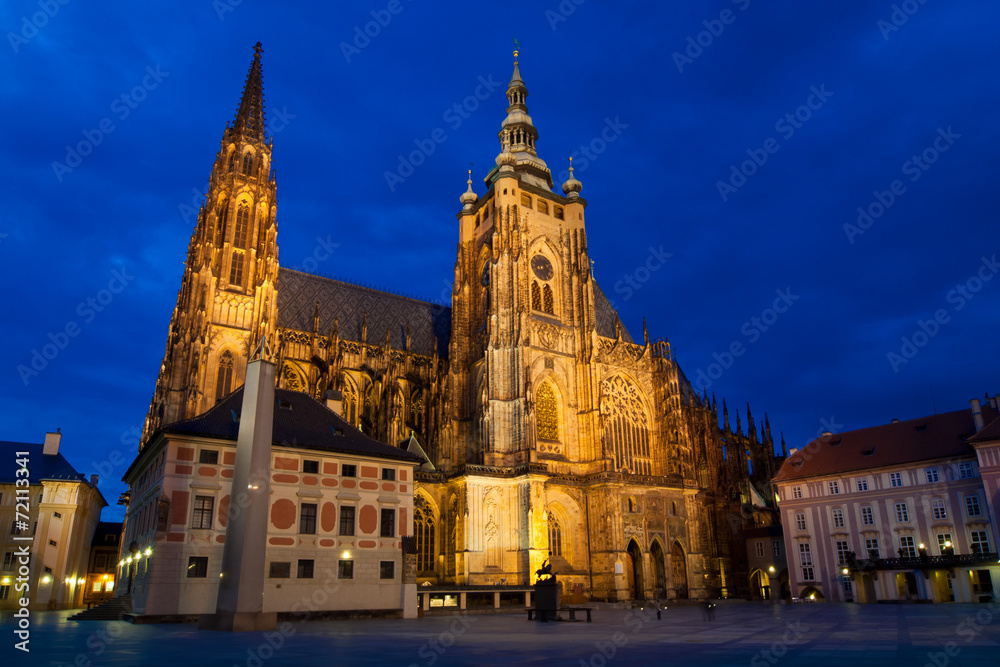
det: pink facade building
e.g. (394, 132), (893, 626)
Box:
(774, 398), (1000, 603)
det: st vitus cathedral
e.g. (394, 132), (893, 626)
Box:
(141, 44), (785, 601)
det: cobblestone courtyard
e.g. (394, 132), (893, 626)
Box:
(5, 601), (1000, 666)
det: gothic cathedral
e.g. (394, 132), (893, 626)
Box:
(141, 44), (784, 601)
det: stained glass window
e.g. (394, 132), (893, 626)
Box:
(536, 382), (558, 441)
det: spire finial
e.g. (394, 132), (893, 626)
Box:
(513, 37), (519, 63)
(460, 168), (478, 211)
(562, 155), (583, 198)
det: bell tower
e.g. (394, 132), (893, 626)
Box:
(142, 43), (279, 445)
(445, 49), (600, 470)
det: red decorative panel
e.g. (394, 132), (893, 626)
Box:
(175, 464), (193, 475)
(216, 535), (226, 543)
(360, 466), (378, 479)
(218, 495), (231, 527)
(171, 491), (189, 525)
(270, 498), (296, 530)
(319, 539), (335, 547)
(321, 502), (337, 533)
(381, 483), (395, 492)
(341, 479), (356, 489)
(166, 533), (185, 542)
(273, 473), (298, 484)
(198, 467), (217, 477)
(269, 537), (295, 546)
(399, 469), (408, 482)
(359, 481), (378, 491)
(303, 476), (318, 486)
(359, 505), (377, 534)
(274, 457), (298, 471)
(221, 469), (234, 479)
(323, 462), (338, 475)
(223, 451), (236, 465)
(359, 540), (376, 548)
(176, 447), (195, 461)
(321, 478), (338, 487)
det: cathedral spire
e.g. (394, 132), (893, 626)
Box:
(233, 42), (267, 143)
(494, 46), (552, 189)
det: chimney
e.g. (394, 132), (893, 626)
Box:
(891, 418), (900, 424)
(43, 429), (61, 456)
(971, 398), (984, 432)
(325, 389), (343, 416)
(90, 474), (99, 487)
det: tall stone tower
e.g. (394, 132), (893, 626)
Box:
(142, 43), (279, 444)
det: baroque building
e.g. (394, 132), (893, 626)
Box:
(139, 44), (782, 602)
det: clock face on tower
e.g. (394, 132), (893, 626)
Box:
(531, 254), (553, 281)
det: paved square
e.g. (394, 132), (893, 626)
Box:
(5, 602), (1000, 666)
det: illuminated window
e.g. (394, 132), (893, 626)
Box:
(216, 201), (228, 245)
(227, 152), (235, 172)
(537, 199), (549, 215)
(601, 376), (652, 476)
(234, 205), (250, 248)
(414, 497), (436, 572)
(215, 352), (234, 401)
(531, 281), (542, 310)
(548, 516), (562, 557)
(242, 152), (253, 175)
(229, 251), (244, 285)
(936, 533), (952, 554)
(536, 382), (559, 441)
(92, 582), (102, 592)
(521, 193), (532, 208)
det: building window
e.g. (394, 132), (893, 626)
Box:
(342, 464), (357, 478)
(242, 151), (253, 175)
(414, 497), (435, 572)
(297, 559), (314, 579)
(959, 462), (974, 479)
(931, 499), (947, 520)
(536, 381), (559, 441)
(521, 193), (532, 208)
(899, 536), (916, 558)
(937, 533), (953, 554)
(92, 582), (102, 593)
(965, 496), (982, 517)
(531, 281), (542, 310)
(215, 351), (235, 401)
(548, 516), (562, 557)
(554, 205), (564, 220)
(772, 540), (782, 556)
(865, 538), (880, 559)
(234, 205), (250, 248)
(832, 509), (844, 528)
(799, 543), (813, 564)
(269, 562), (291, 578)
(48, 540), (57, 547)
(192, 495), (214, 529)
(836, 540), (850, 565)
(537, 199), (549, 215)
(542, 284), (554, 314)
(890, 472), (902, 487)
(755, 541), (764, 557)
(339, 506), (355, 536)
(229, 250), (245, 285)
(792, 486), (802, 499)
(894, 502), (909, 523)
(216, 202), (229, 245)
(300, 503), (317, 534)
(380, 561), (395, 579)
(187, 557), (208, 578)
(856, 478), (868, 491)
(381, 468), (395, 481)
(380, 508), (395, 537)
(601, 375), (653, 476)
(0, 585), (9, 600)
(2, 552), (13, 570)
(199, 450), (218, 464)
(53, 512), (62, 519)
(970, 531), (990, 554)
(95, 554), (107, 570)
(926, 468), (939, 483)
(801, 567), (814, 581)
(795, 512), (806, 531)
(303, 460), (319, 474)
(227, 152), (235, 172)
(860, 506), (874, 525)
(828, 481), (840, 495)
(338, 560), (354, 579)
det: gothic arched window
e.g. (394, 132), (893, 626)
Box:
(548, 515), (562, 557)
(531, 281), (542, 310)
(229, 251), (244, 285)
(602, 375), (653, 476)
(542, 284), (554, 314)
(234, 205), (250, 248)
(536, 381), (559, 441)
(215, 351), (234, 402)
(342, 378), (359, 427)
(242, 151), (253, 175)
(414, 496), (436, 573)
(216, 201), (228, 246)
(227, 152), (235, 172)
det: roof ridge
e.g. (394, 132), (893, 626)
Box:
(279, 267), (450, 308)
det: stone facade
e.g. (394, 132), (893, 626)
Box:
(140, 45), (783, 602)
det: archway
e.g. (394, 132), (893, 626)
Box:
(626, 540), (643, 600)
(650, 541), (666, 600)
(750, 568), (770, 600)
(800, 586), (824, 601)
(671, 541), (688, 599)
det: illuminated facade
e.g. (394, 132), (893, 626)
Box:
(138, 44), (783, 601)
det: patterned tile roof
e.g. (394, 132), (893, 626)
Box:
(279, 267), (633, 355)
(0, 441), (107, 506)
(278, 268), (450, 358)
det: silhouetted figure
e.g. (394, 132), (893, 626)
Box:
(654, 599), (661, 620)
(704, 598), (716, 621)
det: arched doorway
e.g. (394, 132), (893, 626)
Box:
(626, 540), (643, 600)
(750, 569), (770, 600)
(671, 541), (688, 599)
(650, 541), (666, 600)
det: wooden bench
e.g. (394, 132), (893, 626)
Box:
(527, 607), (593, 622)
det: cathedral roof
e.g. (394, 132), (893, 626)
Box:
(160, 387), (425, 464)
(278, 268), (451, 358)
(592, 282), (635, 343)
(773, 405), (998, 482)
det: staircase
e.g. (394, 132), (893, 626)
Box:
(68, 595), (132, 621)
